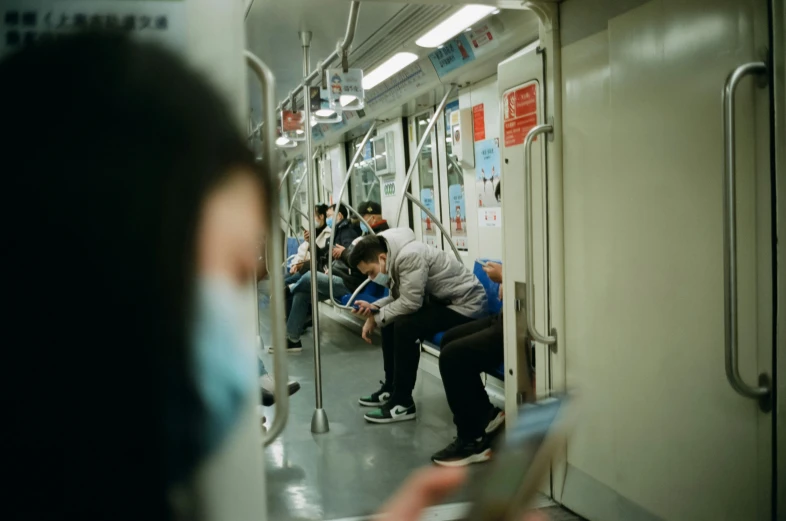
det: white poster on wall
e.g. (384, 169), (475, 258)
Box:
(0, 1), (187, 58)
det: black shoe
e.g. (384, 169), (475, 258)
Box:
(431, 436), (492, 467)
(485, 406), (505, 434)
(358, 381), (392, 407)
(269, 338), (302, 354)
(364, 401), (417, 424)
(260, 375), (301, 406)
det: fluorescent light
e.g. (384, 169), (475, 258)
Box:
(295, 129), (305, 135)
(363, 52), (419, 90)
(275, 136), (296, 148)
(315, 109), (336, 118)
(415, 5), (496, 48)
(339, 95), (357, 107)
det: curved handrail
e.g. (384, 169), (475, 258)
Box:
(522, 123), (556, 346)
(334, 278), (373, 310)
(395, 86), (456, 227)
(328, 122), (378, 305)
(245, 50), (290, 446)
(277, 161), (295, 192)
(405, 192), (461, 261)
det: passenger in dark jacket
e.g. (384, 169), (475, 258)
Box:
(281, 204), (360, 352)
(332, 201), (390, 292)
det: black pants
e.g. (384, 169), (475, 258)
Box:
(381, 304), (474, 406)
(439, 314), (504, 439)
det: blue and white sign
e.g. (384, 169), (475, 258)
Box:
(428, 34), (476, 78)
(475, 138), (501, 209)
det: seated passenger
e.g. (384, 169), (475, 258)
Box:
(350, 228), (487, 423)
(431, 260), (505, 466)
(279, 204), (360, 352)
(331, 201), (390, 293)
(286, 203), (329, 283)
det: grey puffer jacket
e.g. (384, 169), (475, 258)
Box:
(373, 228), (487, 327)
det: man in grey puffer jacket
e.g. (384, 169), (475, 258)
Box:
(349, 228), (487, 423)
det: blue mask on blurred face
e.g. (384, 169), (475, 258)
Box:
(360, 222), (370, 234)
(191, 276), (256, 461)
(326, 217), (334, 227)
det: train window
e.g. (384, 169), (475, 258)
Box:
(414, 111), (439, 247)
(444, 100), (468, 251)
(349, 132), (382, 209)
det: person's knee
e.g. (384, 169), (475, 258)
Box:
(438, 342), (463, 372)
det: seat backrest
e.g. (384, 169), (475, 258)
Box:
(286, 237), (300, 260)
(473, 258), (502, 315)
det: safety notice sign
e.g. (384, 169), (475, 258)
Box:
(503, 82), (538, 147)
(472, 104), (485, 141)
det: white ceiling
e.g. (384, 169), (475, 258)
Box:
(245, 0), (408, 102)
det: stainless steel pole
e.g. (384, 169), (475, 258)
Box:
(300, 31), (329, 434)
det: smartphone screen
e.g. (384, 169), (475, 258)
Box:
(466, 397), (566, 521)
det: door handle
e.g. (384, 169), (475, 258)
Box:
(721, 61), (771, 408)
(522, 123), (557, 346)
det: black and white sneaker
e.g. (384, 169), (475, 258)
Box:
(269, 338), (302, 354)
(358, 381), (392, 407)
(364, 402), (417, 424)
(431, 437), (492, 467)
(485, 407), (505, 434)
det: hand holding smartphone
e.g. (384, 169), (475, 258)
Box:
(466, 396), (575, 521)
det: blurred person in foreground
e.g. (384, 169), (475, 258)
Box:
(0, 33), (547, 521)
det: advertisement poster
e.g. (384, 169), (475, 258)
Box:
(478, 208), (502, 228)
(326, 68), (365, 110)
(448, 184), (468, 250)
(428, 34), (476, 77)
(473, 104), (485, 141)
(475, 138), (501, 209)
(420, 188), (438, 248)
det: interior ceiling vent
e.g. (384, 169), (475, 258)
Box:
(349, 4), (457, 71)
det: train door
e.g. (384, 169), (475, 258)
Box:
(409, 109), (444, 249)
(555, 0), (776, 519)
(498, 44), (552, 421)
(436, 99), (471, 261)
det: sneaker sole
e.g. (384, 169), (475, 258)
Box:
(485, 411), (505, 434)
(268, 348), (303, 354)
(358, 399), (389, 407)
(364, 412), (417, 424)
(432, 449), (492, 467)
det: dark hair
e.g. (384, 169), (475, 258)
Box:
(495, 181), (501, 202)
(334, 203), (349, 219)
(1, 33), (267, 519)
(349, 235), (388, 266)
(315, 204), (329, 218)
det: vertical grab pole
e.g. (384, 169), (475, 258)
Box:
(328, 122), (377, 305)
(395, 85), (456, 226)
(244, 51), (290, 446)
(300, 32), (330, 434)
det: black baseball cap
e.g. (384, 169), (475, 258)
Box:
(360, 201), (382, 215)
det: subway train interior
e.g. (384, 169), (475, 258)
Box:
(2, 0), (783, 520)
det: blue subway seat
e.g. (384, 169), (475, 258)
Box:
(337, 283), (389, 306)
(426, 258), (505, 380)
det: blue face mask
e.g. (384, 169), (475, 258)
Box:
(372, 258), (390, 286)
(190, 276), (256, 462)
(326, 217), (334, 228)
(360, 222), (370, 234)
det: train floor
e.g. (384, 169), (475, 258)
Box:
(258, 302), (583, 521)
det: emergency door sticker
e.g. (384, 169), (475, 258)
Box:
(420, 187), (438, 248)
(1, 1), (186, 56)
(503, 82), (539, 147)
(472, 104), (485, 141)
(477, 207), (502, 228)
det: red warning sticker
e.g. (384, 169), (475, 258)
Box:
(503, 83), (538, 147)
